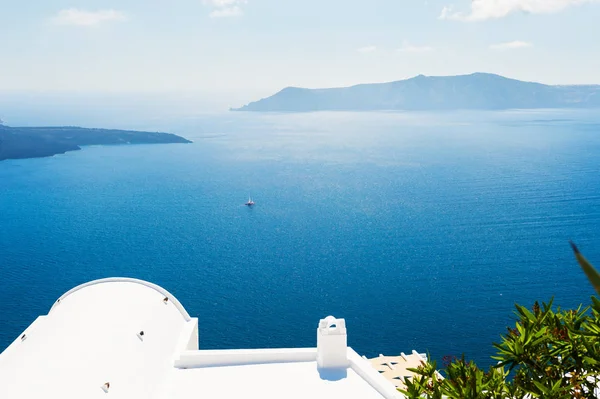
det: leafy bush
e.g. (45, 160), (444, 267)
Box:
(400, 244), (600, 399)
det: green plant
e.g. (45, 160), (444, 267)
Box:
(400, 355), (516, 399)
(401, 358), (444, 399)
(399, 244), (600, 399)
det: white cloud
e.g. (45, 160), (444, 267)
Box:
(397, 41), (434, 53)
(490, 40), (533, 50)
(357, 45), (377, 53)
(439, 0), (598, 21)
(52, 8), (127, 26)
(204, 0), (239, 6)
(209, 6), (243, 17)
(204, 0), (246, 18)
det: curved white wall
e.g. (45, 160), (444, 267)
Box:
(50, 277), (191, 321)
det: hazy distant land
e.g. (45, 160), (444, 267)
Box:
(0, 125), (191, 161)
(232, 73), (600, 112)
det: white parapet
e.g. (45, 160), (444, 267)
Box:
(174, 348), (317, 369)
(348, 350), (404, 399)
(317, 315), (349, 369)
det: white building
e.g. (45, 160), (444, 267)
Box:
(0, 278), (411, 398)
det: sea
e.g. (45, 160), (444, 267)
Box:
(1, 109), (599, 370)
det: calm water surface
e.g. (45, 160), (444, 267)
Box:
(1, 110), (599, 368)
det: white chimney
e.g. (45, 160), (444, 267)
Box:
(316, 316), (348, 369)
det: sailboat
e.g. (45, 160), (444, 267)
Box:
(245, 197), (255, 206)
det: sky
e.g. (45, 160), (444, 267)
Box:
(0, 0), (599, 108)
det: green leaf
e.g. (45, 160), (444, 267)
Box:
(533, 380), (549, 394)
(518, 305), (537, 323)
(571, 241), (600, 295)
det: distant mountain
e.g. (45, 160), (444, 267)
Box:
(231, 73), (600, 112)
(0, 126), (191, 161)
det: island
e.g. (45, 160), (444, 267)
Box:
(0, 125), (192, 161)
(231, 72), (600, 112)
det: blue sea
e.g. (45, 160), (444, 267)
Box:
(1, 110), (599, 369)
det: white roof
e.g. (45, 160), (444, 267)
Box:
(163, 361), (384, 399)
(0, 278), (404, 399)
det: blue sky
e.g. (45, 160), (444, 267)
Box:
(1, 0), (599, 101)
